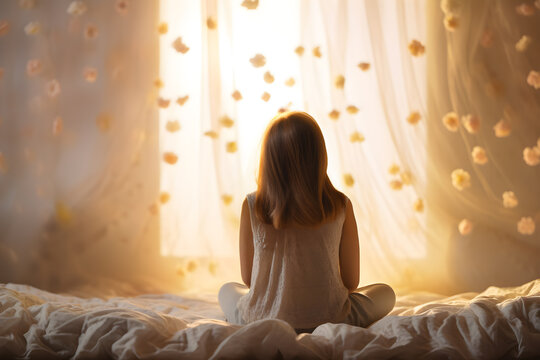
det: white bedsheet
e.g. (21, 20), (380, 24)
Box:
(1, 280), (539, 359)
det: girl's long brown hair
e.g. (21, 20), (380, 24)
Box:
(255, 111), (345, 229)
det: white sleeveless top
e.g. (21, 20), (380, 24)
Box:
(236, 192), (351, 329)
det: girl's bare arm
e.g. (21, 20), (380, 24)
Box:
(339, 198), (360, 292)
(239, 198), (254, 287)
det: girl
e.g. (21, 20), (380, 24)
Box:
(219, 111), (395, 333)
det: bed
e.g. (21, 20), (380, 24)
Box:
(1, 279), (539, 359)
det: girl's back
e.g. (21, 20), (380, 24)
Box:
(218, 111), (395, 332)
(236, 192), (350, 329)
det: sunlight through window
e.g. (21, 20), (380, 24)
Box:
(159, 0), (427, 260)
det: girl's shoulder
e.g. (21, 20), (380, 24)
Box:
(246, 192), (349, 206)
(246, 191), (256, 206)
(333, 190), (351, 212)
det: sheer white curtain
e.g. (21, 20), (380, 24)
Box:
(159, 0), (540, 293)
(1, 0), (538, 294)
(159, 0), (431, 289)
(425, 0), (540, 292)
(0, 1), (176, 293)
(297, 0), (430, 288)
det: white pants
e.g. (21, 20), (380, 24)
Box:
(218, 282), (395, 331)
(218, 282), (249, 325)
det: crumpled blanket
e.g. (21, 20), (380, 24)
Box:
(1, 280), (539, 359)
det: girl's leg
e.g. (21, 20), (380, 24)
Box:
(349, 283), (396, 327)
(218, 282), (249, 324)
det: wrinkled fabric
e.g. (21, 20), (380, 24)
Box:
(1, 279), (539, 359)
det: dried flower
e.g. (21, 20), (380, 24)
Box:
(83, 67), (97, 83)
(527, 70), (540, 89)
(226, 141), (238, 153)
(222, 194), (233, 205)
(335, 75), (345, 89)
(285, 77), (295, 87)
(24, 22), (41, 36)
(0, 20), (10, 37)
(295, 46), (304, 56)
(249, 54), (266, 68)
(346, 105), (359, 114)
(517, 217), (535, 235)
(458, 219), (473, 235)
(343, 173), (355, 187)
(96, 113), (112, 132)
(261, 92), (271, 102)
(523, 146), (540, 166)
(400, 171), (412, 185)
(443, 14), (459, 31)
(52, 116), (63, 136)
(389, 180), (403, 190)
(204, 130), (219, 139)
(241, 0), (258, 10)
(407, 111), (421, 125)
(206, 17), (217, 29)
(451, 168), (471, 190)
(172, 37), (189, 53)
(388, 164), (400, 175)
(462, 114), (480, 134)
(516, 3), (535, 16)
(157, 22), (168, 35)
(471, 146), (488, 165)
(163, 152), (178, 164)
(264, 71), (274, 83)
(328, 110), (340, 121)
(84, 23), (98, 40)
(209, 262), (217, 275)
(408, 40), (425, 57)
(159, 192), (171, 204)
(313, 46), (322, 58)
(414, 198), (424, 212)
(515, 35), (531, 52)
(26, 59), (42, 77)
(166, 120), (180, 132)
(220, 116), (234, 128)
(67, 1), (87, 16)
(442, 112), (459, 132)
(176, 95), (189, 106)
(56, 201), (73, 225)
(46, 79), (61, 98)
(502, 191), (518, 208)
(186, 260), (198, 272)
(231, 90), (242, 101)
(349, 131), (365, 143)
(358, 62), (370, 71)
(116, 0), (129, 15)
(493, 119), (511, 138)
(157, 98), (170, 108)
